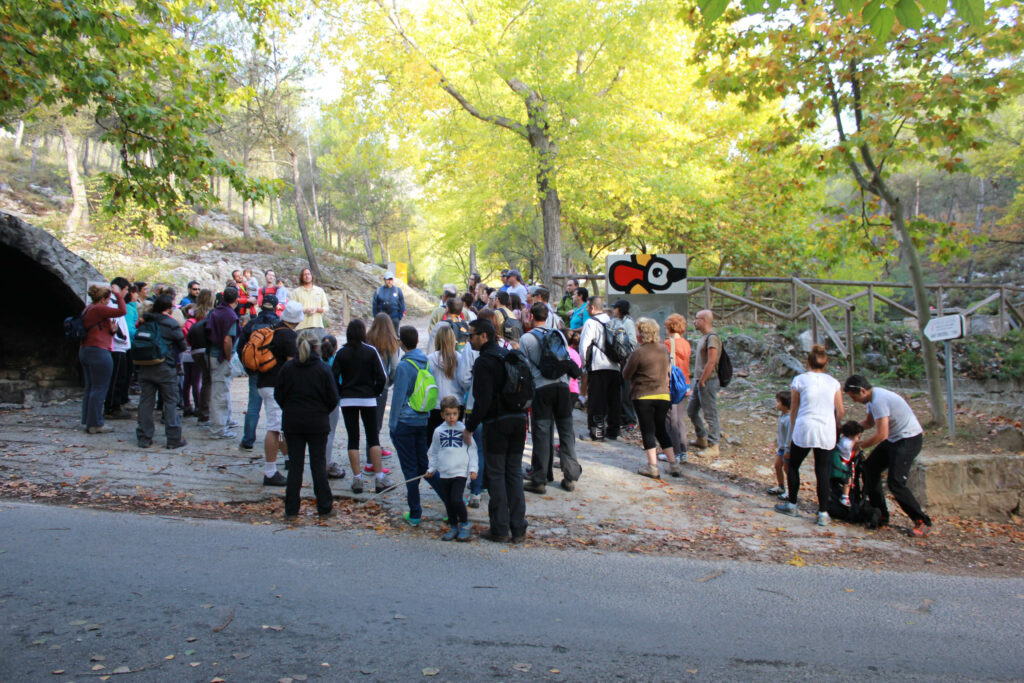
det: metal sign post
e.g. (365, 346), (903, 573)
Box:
(923, 314), (966, 439)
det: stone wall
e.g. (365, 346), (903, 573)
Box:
(909, 453), (1024, 521)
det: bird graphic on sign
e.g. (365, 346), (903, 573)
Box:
(608, 254), (687, 294)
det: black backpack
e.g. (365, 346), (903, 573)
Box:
(187, 318), (208, 351)
(490, 347), (534, 412)
(63, 310), (100, 343)
(500, 309), (525, 343)
(599, 320), (631, 364)
(446, 318), (471, 352)
(710, 333), (733, 387)
(536, 329), (581, 380)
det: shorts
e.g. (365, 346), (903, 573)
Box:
(258, 387), (282, 432)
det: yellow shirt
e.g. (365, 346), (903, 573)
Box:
(291, 285), (329, 329)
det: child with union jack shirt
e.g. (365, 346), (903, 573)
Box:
(425, 395), (478, 541)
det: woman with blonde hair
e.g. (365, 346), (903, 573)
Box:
(367, 313), (401, 448)
(275, 329), (339, 519)
(663, 313), (691, 461)
(621, 317), (682, 479)
(427, 324), (464, 436)
(776, 344), (845, 526)
(79, 282), (126, 433)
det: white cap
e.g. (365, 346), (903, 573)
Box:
(281, 300), (304, 324)
(384, 271), (395, 280)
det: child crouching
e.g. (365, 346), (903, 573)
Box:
(425, 395), (478, 541)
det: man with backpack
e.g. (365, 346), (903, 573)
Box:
(519, 303), (581, 494)
(610, 299), (639, 430)
(237, 295), (281, 451)
(427, 297), (470, 352)
(206, 287), (240, 439)
(252, 300), (303, 486)
(688, 309), (723, 457)
(579, 296), (622, 442)
(463, 319), (529, 543)
(493, 290), (524, 345)
(372, 271), (406, 333)
(134, 296), (187, 449)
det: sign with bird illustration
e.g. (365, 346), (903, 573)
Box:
(606, 254), (687, 295)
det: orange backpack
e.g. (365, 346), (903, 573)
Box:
(240, 326), (277, 373)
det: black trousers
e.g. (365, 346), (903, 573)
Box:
(435, 476), (468, 524)
(635, 399), (672, 450)
(787, 444), (831, 512)
(341, 405), (380, 451)
(863, 434), (929, 525)
(482, 415), (528, 537)
(587, 369), (622, 438)
(284, 431), (333, 516)
(104, 351), (129, 413)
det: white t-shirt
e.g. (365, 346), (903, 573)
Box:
(838, 436), (855, 464)
(790, 371), (841, 450)
(867, 387), (923, 442)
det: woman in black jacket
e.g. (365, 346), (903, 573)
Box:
(332, 319), (390, 494)
(275, 329), (339, 519)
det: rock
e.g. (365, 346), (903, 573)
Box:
(993, 425), (1024, 452)
(723, 378), (753, 393)
(0, 182), (11, 193)
(725, 436), (742, 446)
(862, 352), (887, 371)
(728, 334), (768, 367)
(766, 353), (805, 378)
(797, 329), (823, 352)
(970, 315), (1008, 337)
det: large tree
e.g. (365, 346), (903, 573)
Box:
(691, 0), (1023, 423)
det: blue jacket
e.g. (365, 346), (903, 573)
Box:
(373, 284), (406, 320)
(389, 348), (429, 432)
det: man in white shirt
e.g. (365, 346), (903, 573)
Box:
(579, 296), (621, 442)
(844, 374), (932, 537)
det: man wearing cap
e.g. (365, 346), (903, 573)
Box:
(430, 285), (459, 327)
(498, 269), (510, 292)
(237, 294), (281, 451)
(254, 300), (304, 486)
(505, 269), (529, 306)
(372, 271), (406, 334)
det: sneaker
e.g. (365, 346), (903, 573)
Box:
(209, 429), (237, 440)
(523, 481), (546, 494)
(637, 464), (660, 479)
(657, 452), (668, 462)
(318, 509), (336, 518)
(767, 485), (785, 496)
(351, 476), (364, 494)
(381, 448), (393, 457)
(263, 472), (287, 486)
(817, 511), (830, 527)
(456, 522), (472, 542)
(137, 439), (152, 449)
(86, 425), (113, 434)
(669, 462), (682, 477)
(326, 463), (346, 479)
(441, 527), (458, 541)
(375, 476), (395, 493)
(239, 442), (254, 451)
(166, 439), (188, 449)
(840, 494), (851, 507)
(911, 521), (932, 538)
(283, 513), (299, 522)
(775, 501), (799, 517)
(467, 494), (481, 508)
(227, 419), (240, 428)
(364, 464), (391, 474)
(402, 511), (420, 527)
(510, 533), (526, 545)
(480, 531), (510, 543)
(777, 491), (789, 501)
(560, 479), (576, 492)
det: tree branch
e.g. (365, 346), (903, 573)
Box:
(822, 56), (872, 194)
(849, 60), (883, 184)
(596, 66), (625, 97)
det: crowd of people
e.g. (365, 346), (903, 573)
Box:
(73, 266), (932, 542)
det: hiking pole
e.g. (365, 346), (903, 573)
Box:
(357, 473), (428, 505)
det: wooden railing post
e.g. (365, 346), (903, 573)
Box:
(810, 293), (817, 345)
(790, 278), (797, 319)
(868, 285), (875, 323)
(937, 286), (944, 316)
(1000, 286), (1007, 333)
(846, 308), (855, 376)
(704, 280), (711, 311)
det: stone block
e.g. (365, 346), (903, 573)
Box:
(993, 426), (1024, 453)
(909, 453), (1024, 521)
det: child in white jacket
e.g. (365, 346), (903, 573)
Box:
(425, 395), (478, 541)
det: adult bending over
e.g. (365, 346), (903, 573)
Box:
(775, 345), (844, 526)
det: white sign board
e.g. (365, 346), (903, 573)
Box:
(924, 314), (966, 342)
(605, 254), (687, 295)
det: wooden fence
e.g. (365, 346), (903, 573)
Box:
(553, 274), (1024, 376)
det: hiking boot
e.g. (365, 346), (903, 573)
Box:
(911, 521), (932, 538)
(816, 511), (830, 527)
(104, 409), (132, 420)
(166, 439), (188, 449)
(318, 508), (336, 518)
(351, 476), (364, 494)
(560, 479), (576, 492)
(137, 439), (152, 449)
(467, 493), (481, 508)
(767, 485), (785, 496)
(284, 513), (299, 523)
(263, 472), (287, 486)
(669, 462), (683, 477)
(375, 476), (395, 493)
(775, 501), (799, 517)
(87, 425), (113, 434)
(702, 444), (720, 457)
(441, 526), (459, 541)
(326, 463), (346, 479)
(523, 481), (546, 494)
(481, 531), (510, 543)
(239, 442), (254, 451)
(510, 532), (527, 545)
(693, 436), (709, 449)
(456, 522), (472, 542)
(637, 463), (660, 479)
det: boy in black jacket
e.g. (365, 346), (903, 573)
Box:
(463, 319), (528, 543)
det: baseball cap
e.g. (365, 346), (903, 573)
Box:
(384, 271), (395, 280)
(261, 294), (278, 310)
(281, 300), (304, 324)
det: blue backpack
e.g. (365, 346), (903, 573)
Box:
(668, 338), (689, 405)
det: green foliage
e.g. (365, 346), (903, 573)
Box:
(960, 330), (1024, 381)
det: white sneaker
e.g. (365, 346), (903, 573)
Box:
(817, 512), (830, 527)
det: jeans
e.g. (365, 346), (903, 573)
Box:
(587, 369), (622, 439)
(104, 350), (129, 413)
(391, 421), (439, 519)
(375, 388), (389, 435)
(241, 373), (262, 447)
(469, 423), (485, 495)
(192, 352), (212, 421)
(666, 398), (688, 457)
(136, 363), (182, 445)
(687, 377), (720, 444)
(787, 444), (831, 512)
(434, 476), (468, 524)
(529, 383), (581, 485)
(635, 399), (671, 451)
(483, 415), (528, 537)
(863, 434), (930, 525)
(209, 356), (233, 432)
(79, 346), (112, 428)
(284, 431), (332, 516)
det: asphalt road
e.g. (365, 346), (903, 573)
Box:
(1, 502), (1022, 682)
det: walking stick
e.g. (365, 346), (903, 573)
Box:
(357, 473), (428, 505)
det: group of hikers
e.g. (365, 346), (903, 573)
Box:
(71, 266), (932, 542)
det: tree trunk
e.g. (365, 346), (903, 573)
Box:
(965, 177), (984, 284)
(268, 197), (275, 229)
(406, 227), (413, 270)
(241, 150), (252, 239)
(80, 137), (90, 176)
(14, 120), (24, 149)
(305, 129), (321, 226)
(376, 233), (387, 267)
(529, 128), (563, 290)
(889, 198), (945, 425)
(361, 224), (374, 263)
(226, 183), (232, 212)
(61, 123), (89, 238)
(290, 149), (322, 282)
(30, 137), (41, 171)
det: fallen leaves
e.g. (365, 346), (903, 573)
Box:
(422, 667), (440, 676)
(786, 553), (806, 568)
